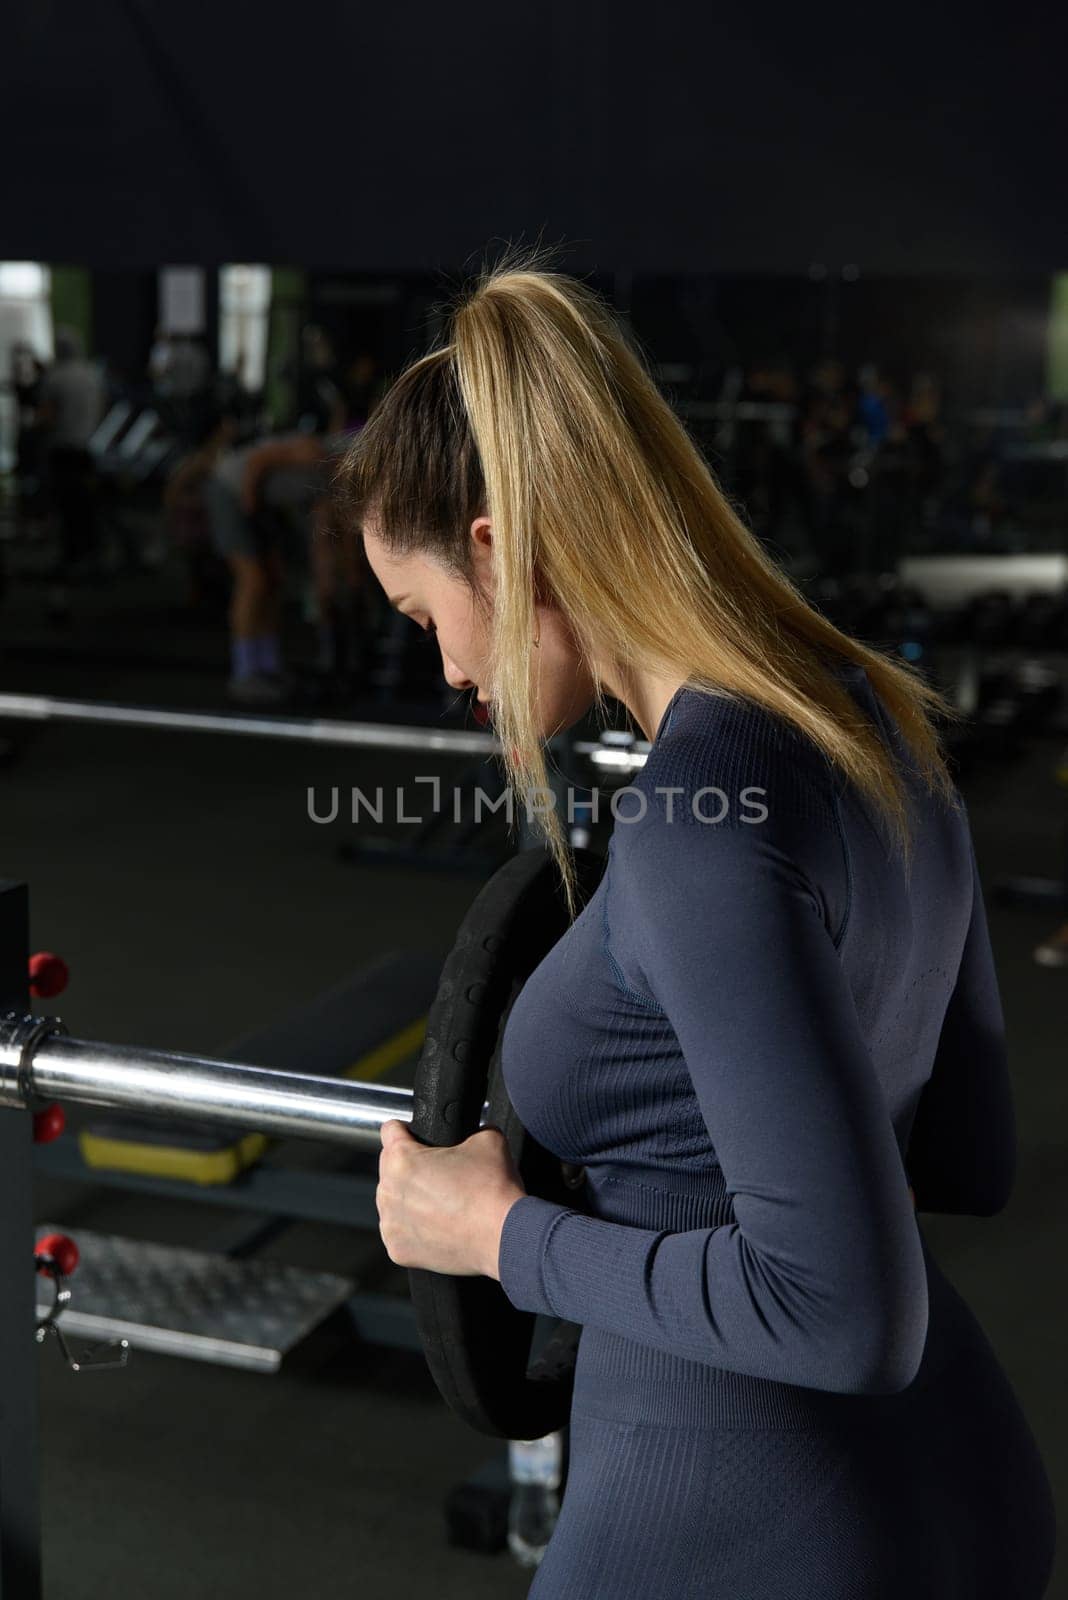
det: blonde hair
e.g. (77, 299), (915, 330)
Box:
(335, 243), (962, 918)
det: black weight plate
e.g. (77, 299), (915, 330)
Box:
(407, 844), (606, 1439)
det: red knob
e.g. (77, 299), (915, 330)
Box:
(35, 1233), (79, 1278)
(33, 1103), (66, 1144)
(29, 952), (69, 999)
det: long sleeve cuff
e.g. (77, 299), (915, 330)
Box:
(497, 1194), (578, 1315)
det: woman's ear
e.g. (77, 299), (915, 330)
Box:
(469, 515), (493, 551)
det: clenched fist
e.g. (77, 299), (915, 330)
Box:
(376, 1119), (527, 1280)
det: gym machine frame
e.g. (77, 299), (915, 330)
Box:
(0, 880), (451, 1600)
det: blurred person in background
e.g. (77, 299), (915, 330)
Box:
(857, 363), (891, 447)
(239, 430), (365, 687)
(342, 350), (385, 427)
(730, 361), (779, 542)
(204, 430), (296, 704)
(863, 373), (918, 566)
(37, 325), (106, 583)
(151, 334), (213, 445)
(901, 372), (946, 519)
(150, 331), (210, 402)
(800, 358), (859, 573)
(147, 325), (173, 394)
(731, 360), (803, 557)
(304, 490), (370, 690)
(294, 325), (347, 434)
(761, 360), (805, 557)
(162, 407), (240, 611)
(205, 426), (352, 703)
(169, 335), (211, 400)
(212, 350), (264, 440)
(11, 340), (48, 515)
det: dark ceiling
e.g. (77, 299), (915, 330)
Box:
(4, 1), (1066, 273)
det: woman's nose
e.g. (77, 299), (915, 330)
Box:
(441, 652), (475, 693)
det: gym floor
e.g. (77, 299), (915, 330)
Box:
(1, 651), (1065, 1599)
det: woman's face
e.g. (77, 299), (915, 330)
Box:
(362, 517), (596, 738)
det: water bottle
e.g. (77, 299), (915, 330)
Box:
(507, 1431), (563, 1567)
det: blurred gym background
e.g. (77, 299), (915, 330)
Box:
(0, 6), (1065, 1597)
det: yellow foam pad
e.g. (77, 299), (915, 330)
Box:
(76, 1015), (428, 1184)
(78, 1131), (268, 1187)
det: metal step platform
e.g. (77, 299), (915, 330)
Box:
(35, 1225), (354, 1373)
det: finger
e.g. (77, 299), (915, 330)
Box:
(379, 1119), (413, 1146)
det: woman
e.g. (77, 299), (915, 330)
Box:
(343, 253), (1057, 1598)
(162, 407), (239, 610)
(204, 429), (347, 703)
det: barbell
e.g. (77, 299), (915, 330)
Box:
(1, 845), (605, 1440)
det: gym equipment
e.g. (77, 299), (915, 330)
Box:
(34, 1228), (130, 1374)
(807, 573), (939, 667)
(77, 1119), (269, 1185)
(1015, 592), (1068, 650)
(898, 553), (1068, 608)
(884, 558), (1068, 780)
(0, 690), (498, 756)
(0, 1014), (414, 1143)
(408, 846), (606, 1440)
(0, 689), (614, 872)
(0, 852), (597, 1591)
(0, 689), (525, 873)
(0, 689), (519, 873)
(0, 972), (428, 1401)
(76, 951), (437, 1184)
(33, 1224), (351, 1373)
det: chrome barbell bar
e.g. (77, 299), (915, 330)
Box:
(0, 1011), (466, 1151)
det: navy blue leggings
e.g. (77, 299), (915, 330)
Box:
(530, 1301), (1056, 1598)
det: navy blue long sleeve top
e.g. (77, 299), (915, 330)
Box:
(496, 663), (1015, 1405)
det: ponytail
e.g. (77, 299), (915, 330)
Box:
(450, 258), (648, 916)
(337, 245), (961, 921)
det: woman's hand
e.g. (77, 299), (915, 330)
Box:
(376, 1120), (527, 1281)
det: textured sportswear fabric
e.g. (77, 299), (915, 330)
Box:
(497, 662), (1057, 1598)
